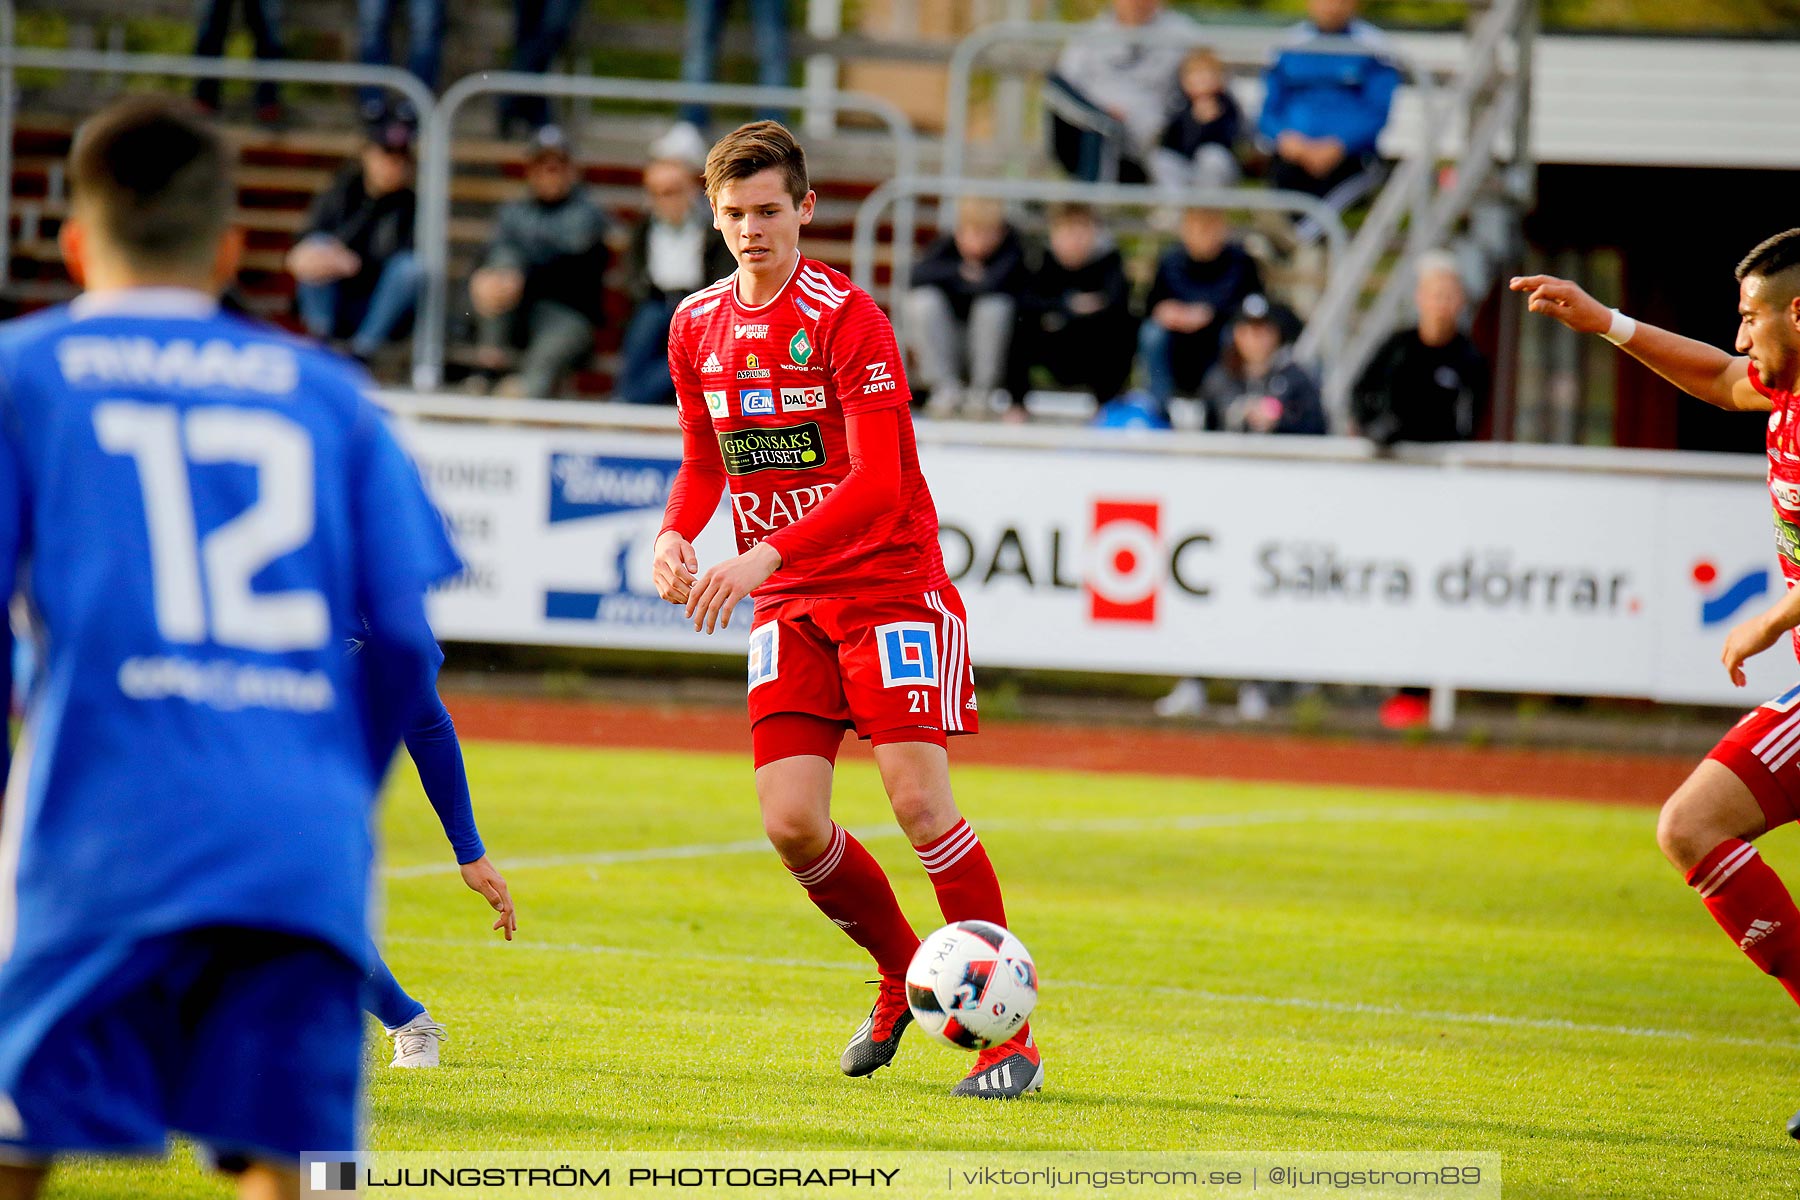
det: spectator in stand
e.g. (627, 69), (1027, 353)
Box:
(1004, 203), (1136, 422)
(1353, 250), (1488, 730)
(1046, 0), (1199, 183)
(356, 0), (446, 120)
(465, 126), (611, 399)
(1138, 208), (1262, 417)
(904, 198), (1028, 419)
(1150, 48), (1243, 191)
(1198, 294), (1325, 435)
(1258, 0), (1400, 246)
(288, 111), (420, 366)
(669, 0), (789, 139)
(1158, 294), (1323, 722)
(616, 156), (736, 405)
(193, 0), (287, 125)
(1352, 251), (1488, 447)
(499, 0), (586, 136)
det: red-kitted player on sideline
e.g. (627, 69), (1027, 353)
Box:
(651, 121), (1041, 1098)
(1517, 230), (1800, 1137)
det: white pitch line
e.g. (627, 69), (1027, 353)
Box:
(382, 806), (1501, 879)
(384, 934), (1798, 1053)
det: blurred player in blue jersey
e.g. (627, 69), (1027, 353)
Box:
(0, 97), (461, 1200)
(370, 676), (516, 1067)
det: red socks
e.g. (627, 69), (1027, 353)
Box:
(788, 824), (919, 977)
(914, 818), (1007, 927)
(1688, 838), (1800, 1005)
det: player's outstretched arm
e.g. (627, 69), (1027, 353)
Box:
(655, 412), (727, 606)
(1510, 275), (1768, 412)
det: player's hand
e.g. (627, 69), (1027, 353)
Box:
(1509, 274), (1611, 335)
(1722, 614), (1784, 687)
(653, 530), (699, 604)
(686, 542), (781, 634)
(459, 855), (516, 940)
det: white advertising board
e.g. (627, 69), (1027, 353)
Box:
(395, 416), (1792, 706)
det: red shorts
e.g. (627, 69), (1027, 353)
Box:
(1707, 683), (1800, 830)
(746, 585), (979, 742)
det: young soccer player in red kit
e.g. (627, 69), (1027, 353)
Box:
(651, 121), (1041, 1098)
(1516, 230), (1800, 1137)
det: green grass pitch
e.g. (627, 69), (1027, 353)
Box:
(42, 740), (1800, 1198)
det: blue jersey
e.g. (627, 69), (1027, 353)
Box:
(0, 288), (459, 984)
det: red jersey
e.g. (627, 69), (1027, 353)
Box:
(1750, 364), (1800, 660)
(666, 254), (949, 598)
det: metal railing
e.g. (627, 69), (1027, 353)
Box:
(411, 72), (916, 390)
(941, 19), (1448, 186)
(0, 43), (437, 296)
(850, 174), (1350, 360)
(1294, 0), (1532, 419)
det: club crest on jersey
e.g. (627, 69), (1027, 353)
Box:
(789, 328), (814, 366)
(739, 388), (775, 416)
(876, 623), (938, 688)
(748, 623), (779, 690)
(704, 390), (729, 418)
(780, 386), (825, 413)
(738, 352), (770, 381)
(702, 352), (724, 375)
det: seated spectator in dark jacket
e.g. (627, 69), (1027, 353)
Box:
(1258, 0), (1400, 245)
(1198, 294), (1325, 434)
(1353, 251), (1488, 446)
(1150, 48), (1243, 191)
(289, 112), (419, 365)
(1047, 0), (1198, 182)
(1004, 203), (1136, 421)
(905, 198), (1028, 418)
(1138, 208), (1262, 412)
(466, 126), (611, 399)
(615, 156), (737, 405)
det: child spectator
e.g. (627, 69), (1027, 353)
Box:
(465, 126), (611, 399)
(904, 198), (1028, 418)
(1150, 48), (1243, 191)
(1137, 208), (1262, 415)
(1198, 294), (1325, 434)
(288, 111), (419, 366)
(1004, 203), (1137, 421)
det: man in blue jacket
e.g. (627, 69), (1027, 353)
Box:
(1258, 0), (1400, 245)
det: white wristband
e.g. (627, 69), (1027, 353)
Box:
(1601, 308), (1637, 346)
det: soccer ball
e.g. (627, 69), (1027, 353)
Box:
(905, 920), (1038, 1050)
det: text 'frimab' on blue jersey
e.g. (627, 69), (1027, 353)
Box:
(0, 289), (461, 1148)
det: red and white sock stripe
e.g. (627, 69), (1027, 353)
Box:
(923, 590), (968, 733)
(789, 823), (848, 887)
(1693, 841), (1760, 899)
(916, 819), (980, 876)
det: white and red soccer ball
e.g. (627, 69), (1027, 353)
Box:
(905, 920), (1038, 1050)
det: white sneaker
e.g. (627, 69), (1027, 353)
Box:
(1237, 682), (1271, 723)
(1154, 678), (1207, 718)
(387, 1012), (447, 1068)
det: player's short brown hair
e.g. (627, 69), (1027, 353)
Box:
(704, 120), (809, 206)
(68, 96), (234, 271)
(1739, 229), (1800, 284)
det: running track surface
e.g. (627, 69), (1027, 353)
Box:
(444, 694), (1697, 807)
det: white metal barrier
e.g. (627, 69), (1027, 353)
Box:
(383, 391), (1779, 724)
